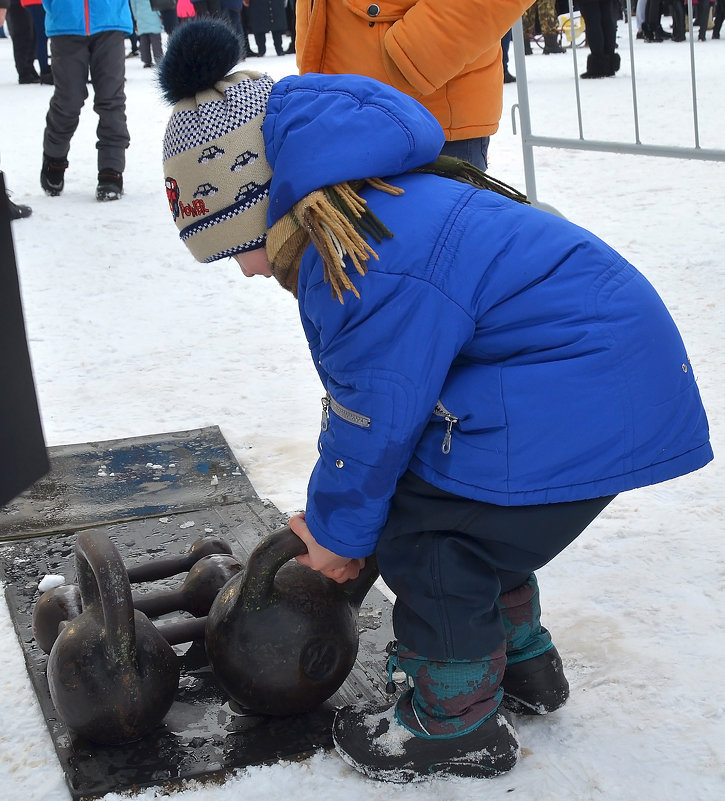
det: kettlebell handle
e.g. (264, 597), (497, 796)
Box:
(242, 525), (379, 608)
(75, 531), (137, 665)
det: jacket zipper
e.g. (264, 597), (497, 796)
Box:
(321, 392), (371, 431)
(433, 400), (459, 454)
(319, 394), (458, 453)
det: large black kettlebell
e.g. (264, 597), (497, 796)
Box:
(205, 525), (378, 716)
(47, 531), (180, 745)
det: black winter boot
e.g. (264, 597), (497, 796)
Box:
(6, 193), (32, 220)
(642, 22), (663, 42)
(580, 53), (611, 79)
(502, 646), (570, 715)
(96, 169), (123, 202)
(543, 33), (566, 53)
(497, 575), (569, 714)
(40, 155), (68, 196)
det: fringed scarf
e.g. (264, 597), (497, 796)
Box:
(265, 156), (529, 303)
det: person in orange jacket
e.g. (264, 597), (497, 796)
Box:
(295, 0), (533, 171)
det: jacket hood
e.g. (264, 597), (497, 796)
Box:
(262, 73), (445, 226)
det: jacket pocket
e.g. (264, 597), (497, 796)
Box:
(432, 400), (459, 455)
(321, 391), (372, 432)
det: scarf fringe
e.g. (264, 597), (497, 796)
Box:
(412, 155), (530, 205)
(266, 161), (528, 304)
(268, 178), (402, 303)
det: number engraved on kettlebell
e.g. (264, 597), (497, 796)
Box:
(300, 638), (342, 682)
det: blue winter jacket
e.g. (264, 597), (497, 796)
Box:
(129, 0), (162, 36)
(263, 73), (713, 559)
(42, 0), (133, 37)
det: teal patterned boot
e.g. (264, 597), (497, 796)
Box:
(498, 574), (569, 715)
(332, 642), (519, 782)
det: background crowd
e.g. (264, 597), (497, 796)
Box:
(1, 0), (722, 214)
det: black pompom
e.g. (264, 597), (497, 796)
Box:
(157, 19), (244, 105)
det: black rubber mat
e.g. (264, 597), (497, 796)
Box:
(0, 426), (261, 541)
(0, 429), (393, 800)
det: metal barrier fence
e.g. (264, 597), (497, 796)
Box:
(510, 3), (725, 211)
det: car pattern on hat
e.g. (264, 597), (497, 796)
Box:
(235, 181), (262, 202)
(194, 183), (219, 198)
(231, 150), (259, 171)
(198, 145), (225, 163)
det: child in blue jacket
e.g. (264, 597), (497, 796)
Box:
(40, 0), (133, 201)
(158, 20), (713, 783)
(129, 0), (163, 68)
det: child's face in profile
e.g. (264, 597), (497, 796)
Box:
(234, 248), (272, 278)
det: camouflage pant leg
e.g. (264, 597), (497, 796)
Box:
(523, 5), (537, 38)
(537, 0), (561, 35)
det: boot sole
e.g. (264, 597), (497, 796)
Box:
(96, 189), (123, 202)
(502, 691), (567, 715)
(332, 708), (519, 783)
(334, 739), (518, 783)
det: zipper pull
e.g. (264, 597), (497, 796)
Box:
(320, 395), (330, 431)
(442, 414), (457, 454)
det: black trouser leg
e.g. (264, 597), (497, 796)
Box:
(6, 4), (36, 81)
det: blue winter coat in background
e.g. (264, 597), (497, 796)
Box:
(129, 0), (162, 35)
(42, 0), (133, 37)
(263, 73), (713, 559)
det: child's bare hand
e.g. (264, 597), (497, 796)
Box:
(289, 513), (366, 584)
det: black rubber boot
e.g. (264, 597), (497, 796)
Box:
(501, 646), (570, 715)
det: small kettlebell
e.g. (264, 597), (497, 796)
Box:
(32, 583), (83, 654)
(47, 531), (180, 745)
(126, 535), (233, 582)
(33, 549), (241, 654)
(205, 525), (378, 716)
(133, 553), (243, 617)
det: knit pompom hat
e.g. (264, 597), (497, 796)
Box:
(158, 20), (274, 263)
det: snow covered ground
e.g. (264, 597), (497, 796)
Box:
(1, 19), (723, 801)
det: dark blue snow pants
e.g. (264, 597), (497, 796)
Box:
(376, 471), (615, 660)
